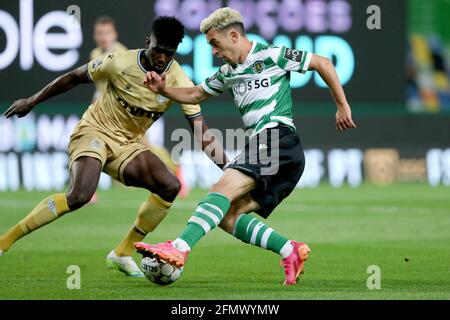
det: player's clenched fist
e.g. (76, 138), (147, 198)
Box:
(3, 98), (35, 119)
(143, 71), (166, 94)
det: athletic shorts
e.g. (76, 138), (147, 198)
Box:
(226, 125), (305, 218)
(68, 122), (150, 184)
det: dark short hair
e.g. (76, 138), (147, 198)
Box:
(151, 16), (185, 47)
(94, 15), (116, 27)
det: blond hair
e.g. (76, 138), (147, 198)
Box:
(200, 7), (244, 34)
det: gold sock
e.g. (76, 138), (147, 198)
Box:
(114, 194), (172, 256)
(0, 225), (23, 253)
(0, 193), (70, 252)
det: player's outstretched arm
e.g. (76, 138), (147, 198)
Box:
(187, 115), (229, 170)
(144, 71), (211, 105)
(308, 54), (357, 131)
(3, 64), (91, 119)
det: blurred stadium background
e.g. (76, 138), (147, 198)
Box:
(0, 0), (449, 300)
(0, 0), (449, 191)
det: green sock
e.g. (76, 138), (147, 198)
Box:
(178, 192), (231, 249)
(233, 214), (293, 258)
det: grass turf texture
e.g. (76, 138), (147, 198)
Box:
(0, 184), (449, 300)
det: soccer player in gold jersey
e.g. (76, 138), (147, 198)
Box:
(1, 17), (227, 277)
(88, 15), (183, 204)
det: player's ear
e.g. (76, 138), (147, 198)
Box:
(230, 30), (239, 44)
(144, 37), (150, 48)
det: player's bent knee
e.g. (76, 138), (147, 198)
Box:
(66, 190), (95, 210)
(210, 182), (237, 201)
(157, 179), (181, 203)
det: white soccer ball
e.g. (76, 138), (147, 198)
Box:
(141, 256), (183, 285)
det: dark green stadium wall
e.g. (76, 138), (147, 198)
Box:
(409, 0), (450, 45)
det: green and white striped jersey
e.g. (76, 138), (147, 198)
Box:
(201, 41), (312, 135)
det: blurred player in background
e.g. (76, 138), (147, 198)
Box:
(0, 17), (226, 278)
(88, 15), (127, 204)
(90, 15), (127, 102)
(137, 7), (356, 285)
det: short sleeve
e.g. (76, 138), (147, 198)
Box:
(201, 69), (226, 96)
(271, 46), (312, 74)
(87, 53), (117, 82)
(172, 65), (202, 118)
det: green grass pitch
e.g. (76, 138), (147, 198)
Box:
(0, 184), (449, 299)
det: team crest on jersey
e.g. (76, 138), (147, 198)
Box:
(252, 61), (265, 74)
(92, 58), (103, 70)
(90, 138), (101, 150)
(157, 95), (169, 104)
(284, 48), (303, 62)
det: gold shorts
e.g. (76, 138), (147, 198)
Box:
(68, 124), (150, 184)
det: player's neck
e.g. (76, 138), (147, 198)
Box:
(141, 49), (166, 74)
(238, 39), (254, 64)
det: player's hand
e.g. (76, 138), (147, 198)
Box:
(143, 71), (166, 94)
(3, 98), (35, 119)
(335, 103), (356, 131)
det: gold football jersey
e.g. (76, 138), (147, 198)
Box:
(89, 41), (128, 95)
(83, 49), (201, 143)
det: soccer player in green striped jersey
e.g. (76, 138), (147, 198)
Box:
(137, 7), (356, 285)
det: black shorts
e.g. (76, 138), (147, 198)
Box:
(226, 125), (305, 218)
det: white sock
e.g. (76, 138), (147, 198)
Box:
(172, 238), (191, 252)
(279, 241), (294, 259)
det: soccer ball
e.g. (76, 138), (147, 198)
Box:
(141, 256), (183, 285)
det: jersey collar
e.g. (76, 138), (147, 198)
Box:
(137, 49), (147, 73)
(248, 41), (257, 56)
